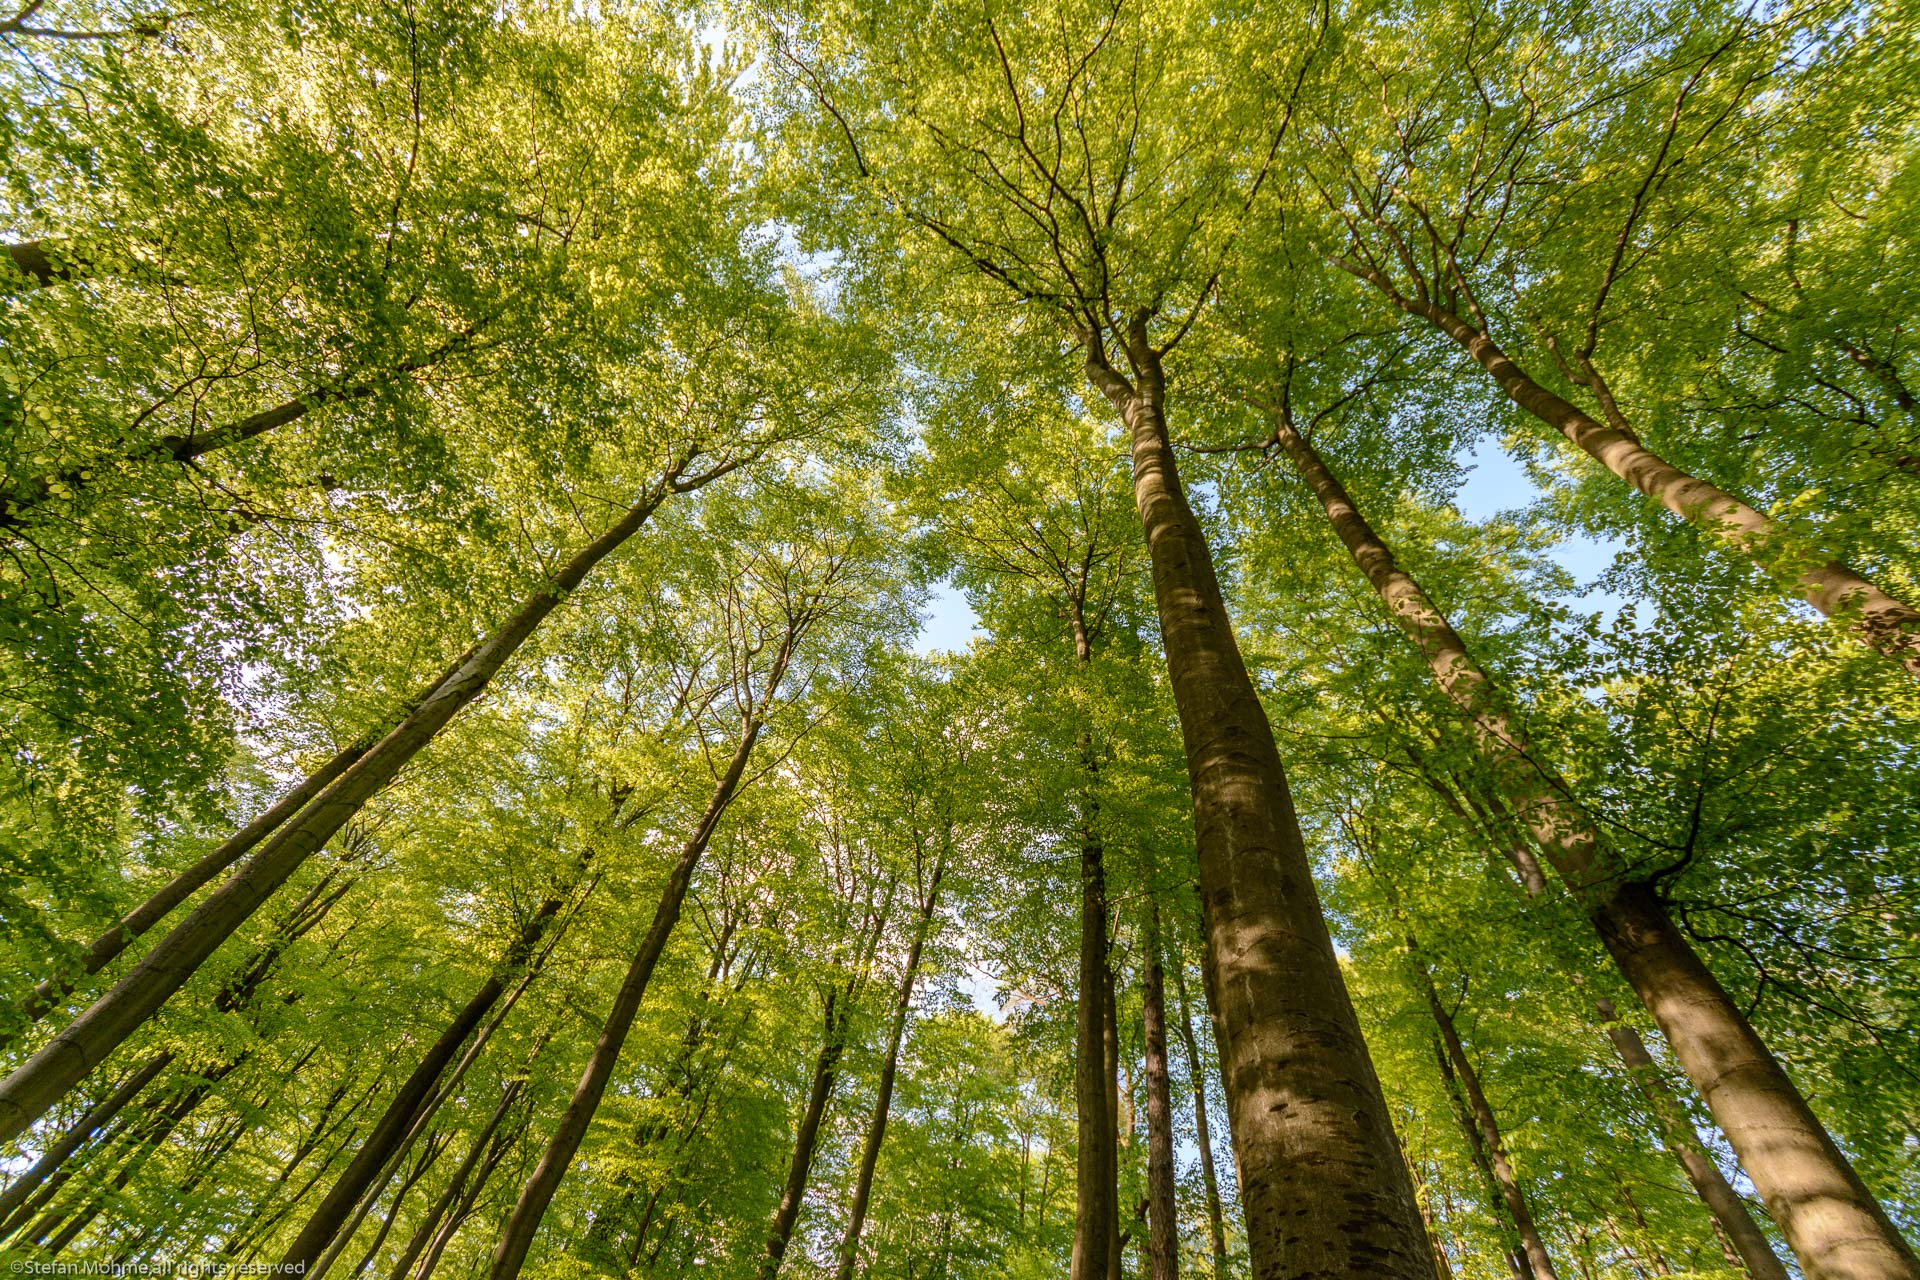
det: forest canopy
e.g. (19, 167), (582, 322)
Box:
(1, 0), (1917, 1278)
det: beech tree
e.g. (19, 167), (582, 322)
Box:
(3, 0), (1918, 1278)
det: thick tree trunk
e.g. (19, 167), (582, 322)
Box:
(1420, 963), (1560, 1280)
(1142, 898), (1179, 1280)
(1273, 405), (1918, 1280)
(1084, 322), (1430, 1280)
(281, 894), (566, 1272)
(488, 714), (769, 1280)
(1169, 954), (1229, 1279)
(0, 1052), (170, 1230)
(835, 854), (945, 1280)
(0, 480), (676, 1145)
(760, 992), (847, 1280)
(1594, 998), (1789, 1280)
(1339, 264), (1920, 677)
(18, 742), (369, 1028)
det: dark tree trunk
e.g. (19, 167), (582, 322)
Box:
(760, 991), (848, 1280)
(1083, 321), (1430, 1279)
(0, 1052), (171, 1230)
(281, 892), (567, 1272)
(18, 743), (369, 1030)
(1419, 963), (1560, 1280)
(1142, 898), (1179, 1280)
(1169, 954), (1229, 1279)
(1271, 404), (1917, 1280)
(835, 853), (945, 1280)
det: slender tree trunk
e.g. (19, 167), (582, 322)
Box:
(1169, 954), (1229, 1279)
(1433, 1036), (1528, 1280)
(1083, 322), (1430, 1279)
(1336, 264), (1920, 676)
(281, 892), (567, 1272)
(1593, 997), (1789, 1280)
(1142, 898), (1179, 1280)
(1071, 812), (1118, 1280)
(835, 854), (945, 1280)
(17, 744), (370, 1029)
(1103, 946), (1124, 1280)
(1618, 1181), (1671, 1277)
(0, 1052), (171, 1229)
(488, 712), (770, 1280)
(1271, 404), (1918, 1280)
(0, 479), (679, 1145)
(386, 1078), (524, 1280)
(760, 991), (847, 1280)
(1419, 963), (1560, 1280)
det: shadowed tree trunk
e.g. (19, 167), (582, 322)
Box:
(1169, 952), (1229, 1279)
(0, 460), (726, 1144)
(0, 1052), (171, 1230)
(1417, 959), (1560, 1280)
(280, 889), (573, 1272)
(1594, 998), (1790, 1280)
(17, 742), (370, 1029)
(761, 990), (850, 1280)
(1084, 319), (1431, 1279)
(835, 849), (946, 1280)
(1142, 897), (1179, 1280)
(1269, 400), (1918, 1280)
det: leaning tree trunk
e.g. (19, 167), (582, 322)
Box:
(834, 852), (945, 1280)
(1593, 997), (1789, 1280)
(0, 477), (678, 1145)
(0, 1052), (171, 1230)
(1084, 320), (1431, 1280)
(760, 991), (848, 1280)
(16, 742), (370, 1030)
(1142, 898), (1180, 1280)
(1337, 263), (1920, 677)
(488, 710), (771, 1280)
(280, 892), (569, 1272)
(1169, 953), (1230, 1279)
(1271, 402), (1919, 1280)
(1417, 959), (1560, 1280)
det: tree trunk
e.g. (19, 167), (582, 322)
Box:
(1271, 402), (1919, 1280)
(1337, 264), (1920, 677)
(18, 742), (370, 1029)
(1142, 898), (1179, 1280)
(1594, 997), (1789, 1280)
(1083, 321), (1431, 1280)
(1419, 963), (1560, 1280)
(1104, 946), (1126, 1280)
(0, 1051), (171, 1230)
(488, 713), (770, 1280)
(760, 991), (848, 1280)
(1071, 821), (1118, 1280)
(835, 853), (945, 1280)
(0, 478), (677, 1145)
(281, 893), (567, 1271)
(1169, 953), (1229, 1279)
